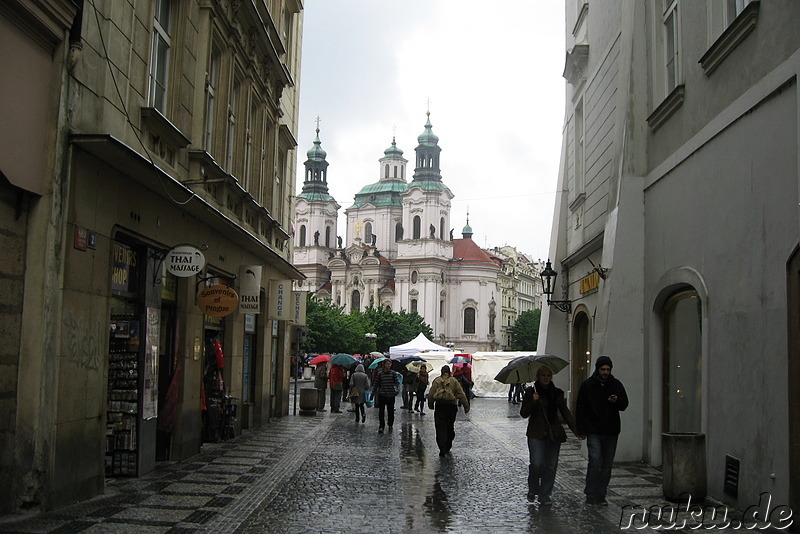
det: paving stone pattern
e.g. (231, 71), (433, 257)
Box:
(0, 397), (778, 533)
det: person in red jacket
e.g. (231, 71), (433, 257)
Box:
(329, 364), (345, 413)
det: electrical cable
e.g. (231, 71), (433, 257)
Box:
(87, 0), (195, 206)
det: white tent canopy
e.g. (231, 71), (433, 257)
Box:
(471, 351), (537, 397)
(389, 333), (448, 358)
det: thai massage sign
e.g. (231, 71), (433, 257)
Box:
(197, 285), (239, 317)
(239, 265), (262, 313)
(166, 245), (205, 277)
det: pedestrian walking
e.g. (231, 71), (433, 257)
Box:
(453, 363), (474, 399)
(349, 363), (370, 423)
(414, 365), (429, 414)
(314, 362), (328, 412)
(427, 365), (470, 456)
(372, 358), (401, 433)
(520, 366), (581, 505)
(329, 364), (345, 413)
(404, 369), (417, 413)
(576, 355), (629, 505)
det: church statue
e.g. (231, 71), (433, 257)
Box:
(430, 224), (436, 238)
(449, 229), (454, 241)
(337, 235), (342, 248)
(313, 230), (319, 245)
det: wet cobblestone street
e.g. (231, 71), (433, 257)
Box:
(0, 394), (771, 533)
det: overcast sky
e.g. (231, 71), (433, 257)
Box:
(294, 1), (566, 261)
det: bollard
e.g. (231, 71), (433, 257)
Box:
(662, 432), (706, 501)
(299, 388), (318, 416)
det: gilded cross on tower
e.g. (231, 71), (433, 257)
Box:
(315, 115), (322, 131)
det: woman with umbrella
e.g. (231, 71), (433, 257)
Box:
(520, 366), (582, 506)
(412, 362), (430, 414)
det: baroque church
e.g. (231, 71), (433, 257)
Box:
(293, 114), (502, 353)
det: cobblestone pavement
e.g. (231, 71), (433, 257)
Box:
(0, 394), (781, 533)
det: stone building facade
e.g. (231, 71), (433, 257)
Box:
(540, 0), (800, 512)
(1, 0), (304, 514)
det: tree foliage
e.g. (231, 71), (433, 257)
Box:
(510, 309), (541, 351)
(301, 294), (433, 354)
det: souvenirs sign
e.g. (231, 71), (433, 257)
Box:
(197, 285), (239, 317)
(166, 245), (205, 277)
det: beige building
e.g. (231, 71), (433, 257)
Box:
(541, 0), (800, 512)
(1, 0), (304, 514)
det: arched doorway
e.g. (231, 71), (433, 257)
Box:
(570, 310), (591, 411)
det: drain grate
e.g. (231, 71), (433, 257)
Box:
(724, 454), (740, 498)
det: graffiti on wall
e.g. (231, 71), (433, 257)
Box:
(62, 311), (102, 371)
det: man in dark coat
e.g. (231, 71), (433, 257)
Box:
(576, 355), (628, 505)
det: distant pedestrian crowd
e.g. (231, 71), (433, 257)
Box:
(311, 352), (627, 507)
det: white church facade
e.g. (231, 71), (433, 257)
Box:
(293, 114), (507, 353)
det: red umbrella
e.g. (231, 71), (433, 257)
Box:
(309, 354), (331, 366)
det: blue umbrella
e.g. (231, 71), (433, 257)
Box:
(449, 355), (471, 364)
(369, 357), (389, 369)
(331, 353), (358, 367)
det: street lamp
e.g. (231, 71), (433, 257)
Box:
(445, 342), (455, 350)
(365, 332), (377, 352)
(540, 259), (571, 313)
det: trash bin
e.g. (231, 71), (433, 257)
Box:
(662, 432), (706, 501)
(299, 388), (317, 416)
(303, 366), (313, 380)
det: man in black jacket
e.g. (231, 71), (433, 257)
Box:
(576, 356), (628, 505)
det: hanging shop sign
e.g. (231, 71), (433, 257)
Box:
(166, 245), (205, 277)
(579, 271), (601, 294)
(197, 284), (239, 317)
(239, 265), (262, 313)
(291, 291), (307, 325)
(268, 279), (291, 320)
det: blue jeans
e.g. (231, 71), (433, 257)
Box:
(585, 433), (618, 502)
(527, 437), (561, 501)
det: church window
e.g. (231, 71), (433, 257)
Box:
(411, 271), (418, 284)
(410, 299), (418, 313)
(439, 218), (445, 240)
(395, 222), (403, 242)
(364, 222), (372, 243)
(440, 300), (445, 318)
(325, 226), (331, 247)
(413, 216), (421, 239)
(464, 307), (476, 334)
(385, 164), (389, 178)
(352, 290), (361, 312)
(393, 165), (398, 178)
(299, 225), (306, 246)
(401, 166), (404, 179)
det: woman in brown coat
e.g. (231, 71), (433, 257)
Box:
(519, 366), (582, 505)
